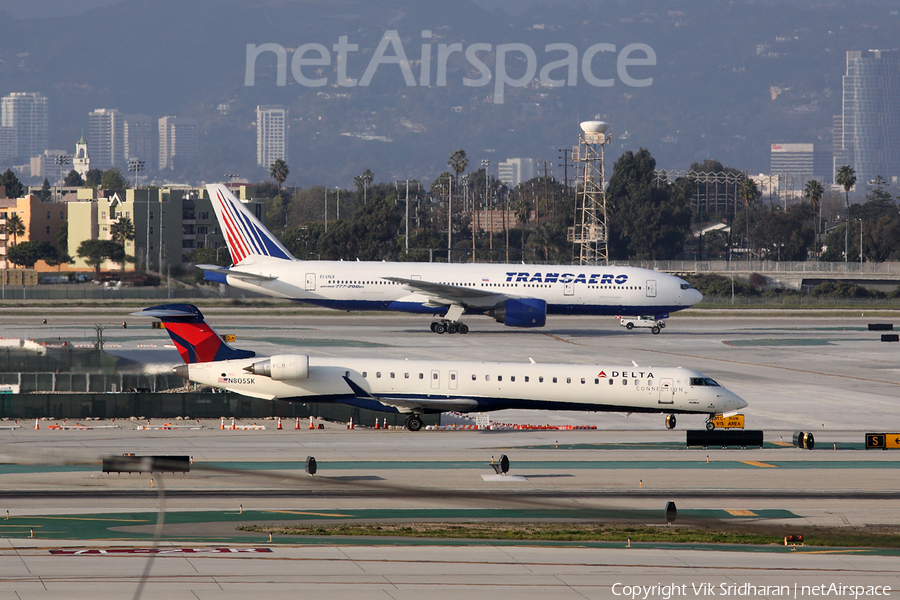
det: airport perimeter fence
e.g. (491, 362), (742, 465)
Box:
(0, 371), (182, 394)
(697, 295), (900, 307)
(0, 284), (264, 302)
(0, 392), (438, 428)
(619, 260), (900, 274)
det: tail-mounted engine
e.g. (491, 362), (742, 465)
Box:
(244, 354), (309, 380)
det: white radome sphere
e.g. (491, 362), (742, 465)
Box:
(580, 120), (609, 134)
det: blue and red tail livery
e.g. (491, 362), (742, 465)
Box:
(207, 184), (294, 265)
(133, 304), (255, 364)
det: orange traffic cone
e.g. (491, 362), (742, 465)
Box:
(277, 417), (282, 430)
(34, 418), (39, 430)
(295, 417), (301, 430)
(383, 418), (387, 429)
(308, 416), (314, 430)
(348, 417), (354, 430)
(374, 418), (380, 430)
(230, 418), (235, 430)
(220, 417), (225, 430)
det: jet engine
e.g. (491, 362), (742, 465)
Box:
(490, 298), (547, 328)
(244, 355), (309, 380)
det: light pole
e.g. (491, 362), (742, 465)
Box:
(324, 189), (328, 233)
(335, 187), (340, 221)
(127, 158), (144, 189)
(55, 154), (71, 200)
(404, 180), (409, 255)
(447, 175), (453, 263)
(859, 218), (863, 269)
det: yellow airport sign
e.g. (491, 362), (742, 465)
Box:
(710, 414), (745, 429)
(865, 433), (900, 449)
(151, 321), (166, 330)
(222, 334), (236, 343)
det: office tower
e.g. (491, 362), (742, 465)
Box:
(835, 50), (900, 185)
(88, 108), (124, 170)
(497, 158), (536, 189)
(158, 116), (198, 170)
(123, 114), (152, 164)
(1, 92), (49, 159)
(256, 105), (288, 168)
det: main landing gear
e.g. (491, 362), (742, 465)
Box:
(665, 414), (677, 429)
(405, 415), (423, 431)
(430, 320), (469, 335)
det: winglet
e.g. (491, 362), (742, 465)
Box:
(133, 304), (255, 364)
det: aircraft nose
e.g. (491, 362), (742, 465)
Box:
(688, 288), (703, 305)
(173, 364), (189, 380)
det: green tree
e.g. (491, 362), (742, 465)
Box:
(100, 167), (129, 190)
(804, 179), (824, 258)
(39, 178), (52, 201)
(54, 220), (71, 262)
(265, 194), (289, 232)
(447, 149), (468, 186)
(606, 148), (693, 260)
(738, 177), (759, 257)
(835, 165), (857, 264)
(188, 246), (232, 268)
(84, 169), (102, 188)
(6, 240), (57, 269)
(513, 195), (532, 256)
(319, 197), (402, 260)
(270, 159), (289, 189)
(0, 169), (23, 199)
(861, 176), (895, 221)
(77, 239), (125, 278)
(110, 216), (135, 275)
(354, 168), (374, 204)
(64, 169), (84, 187)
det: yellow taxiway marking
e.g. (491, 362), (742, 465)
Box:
(34, 516), (147, 522)
(264, 510), (354, 518)
(741, 461), (778, 468)
(770, 441), (793, 447)
(725, 510), (758, 517)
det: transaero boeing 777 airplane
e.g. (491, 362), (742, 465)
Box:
(137, 304), (747, 431)
(200, 184), (703, 334)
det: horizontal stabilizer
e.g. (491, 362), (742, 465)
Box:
(196, 265), (277, 282)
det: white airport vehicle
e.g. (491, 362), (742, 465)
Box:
(199, 184), (702, 334)
(136, 304), (748, 431)
(618, 315), (667, 334)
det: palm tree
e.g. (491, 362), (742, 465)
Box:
(447, 150), (468, 186)
(835, 166), (856, 265)
(270, 159), (289, 189)
(110, 217), (135, 275)
(5, 213), (25, 267)
(804, 179), (824, 262)
(354, 168), (374, 204)
(738, 177), (759, 261)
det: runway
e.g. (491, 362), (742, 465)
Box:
(1, 309), (900, 598)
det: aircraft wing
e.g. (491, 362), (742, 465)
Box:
(196, 265), (277, 282)
(383, 276), (507, 307)
(342, 376), (479, 413)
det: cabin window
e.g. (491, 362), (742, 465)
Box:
(566, 377), (571, 384)
(609, 379), (614, 385)
(539, 376), (543, 383)
(390, 372), (395, 379)
(472, 374), (476, 381)
(498, 376), (502, 382)
(552, 377), (557, 383)
(362, 372), (367, 378)
(580, 378), (585, 384)
(376, 372), (381, 378)
(622, 379), (627, 385)
(345, 371), (349, 377)
(404, 373), (409, 379)
(432, 372), (438, 380)
(524, 376), (529, 382)
(419, 373), (424, 379)
(594, 379), (599, 384)
(485, 375), (490, 381)
(450, 373), (456, 381)
(648, 379), (653, 386)
(510, 376), (515, 382)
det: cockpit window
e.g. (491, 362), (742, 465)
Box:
(680, 283), (692, 290)
(690, 377), (720, 387)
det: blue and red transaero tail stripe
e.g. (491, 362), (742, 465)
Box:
(132, 304), (255, 364)
(209, 185), (293, 265)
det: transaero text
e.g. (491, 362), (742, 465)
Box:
(612, 583), (891, 599)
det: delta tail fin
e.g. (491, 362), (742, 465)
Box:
(205, 184), (295, 266)
(133, 304), (256, 364)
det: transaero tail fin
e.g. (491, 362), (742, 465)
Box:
(133, 304), (256, 364)
(206, 183), (295, 266)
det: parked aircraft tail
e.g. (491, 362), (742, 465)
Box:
(133, 304), (256, 364)
(205, 184), (295, 265)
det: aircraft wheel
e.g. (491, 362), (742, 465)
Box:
(706, 421), (716, 431)
(434, 323), (446, 334)
(660, 322), (666, 328)
(430, 322), (437, 332)
(458, 323), (469, 334)
(651, 326), (661, 335)
(626, 322), (634, 330)
(665, 414), (676, 430)
(406, 415), (423, 431)
(447, 322), (458, 334)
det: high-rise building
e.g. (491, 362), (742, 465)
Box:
(88, 108), (124, 170)
(158, 116), (198, 171)
(256, 105), (288, 168)
(123, 114), (152, 165)
(1, 92), (49, 159)
(497, 158), (535, 189)
(769, 143), (830, 180)
(835, 50), (900, 185)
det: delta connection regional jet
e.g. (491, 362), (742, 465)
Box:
(137, 304), (747, 431)
(200, 184), (702, 334)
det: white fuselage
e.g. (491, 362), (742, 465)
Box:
(210, 257), (702, 318)
(186, 356), (747, 417)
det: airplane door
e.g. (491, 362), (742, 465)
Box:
(431, 370), (440, 390)
(564, 282), (574, 296)
(659, 378), (674, 404)
(305, 273), (316, 291)
(646, 280), (657, 297)
(449, 370), (458, 390)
